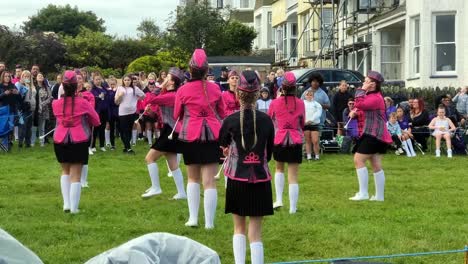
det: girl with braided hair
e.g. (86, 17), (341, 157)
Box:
(268, 72), (305, 214)
(219, 70), (274, 264)
(52, 70), (100, 213)
(174, 49), (226, 228)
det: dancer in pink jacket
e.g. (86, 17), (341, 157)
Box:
(348, 70), (392, 202)
(174, 49), (226, 228)
(268, 72), (305, 214)
(141, 67), (187, 200)
(221, 70), (240, 116)
(52, 70), (100, 214)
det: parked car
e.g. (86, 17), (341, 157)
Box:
(291, 68), (365, 96)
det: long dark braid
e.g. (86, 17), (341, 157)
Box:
(63, 83), (77, 118)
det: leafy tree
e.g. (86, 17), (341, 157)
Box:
(126, 49), (190, 74)
(0, 25), (29, 68)
(63, 27), (113, 68)
(167, 2), (227, 55)
(23, 4), (105, 37)
(126, 55), (162, 74)
(0, 25), (66, 73)
(223, 21), (257, 55)
(109, 38), (160, 70)
(167, 2), (256, 56)
(137, 19), (161, 40)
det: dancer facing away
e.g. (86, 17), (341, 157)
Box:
(174, 49), (226, 229)
(268, 72), (305, 214)
(52, 70), (100, 213)
(141, 67), (187, 200)
(348, 71), (392, 202)
(220, 70), (274, 264)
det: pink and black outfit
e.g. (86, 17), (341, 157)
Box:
(53, 79), (100, 164)
(352, 88), (392, 154)
(146, 90), (180, 153)
(174, 76), (226, 165)
(219, 70), (274, 217)
(268, 94), (305, 164)
(222, 89), (240, 116)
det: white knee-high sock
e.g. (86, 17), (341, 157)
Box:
(131, 129), (137, 144)
(250, 242), (264, 264)
(105, 129), (110, 145)
(233, 234), (246, 264)
(289, 184), (299, 214)
(401, 140), (411, 157)
(356, 167), (369, 196)
(373, 170), (385, 200)
(171, 168), (186, 196)
(60, 175), (70, 210)
(147, 163), (161, 190)
(406, 139), (416, 156)
(146, 130), (152, 145)
(81, 165), (88, 185)
(14, 126), (18, 140)
(274, 172), (285, 204)
(70, 182), (81, 213)
(204, 189), (217, 229)
(187, 183), (200, 223)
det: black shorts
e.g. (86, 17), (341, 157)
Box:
(304, 124), (320, 131)
(142, 115), (157, 124)
(352, 134), (388, 155)
(178, 140), (221, 165)
(151, 124), (179, 153)
(225, 178), (273, 217)
(273, 144), (303, 163)
(54, 142), (89, 164)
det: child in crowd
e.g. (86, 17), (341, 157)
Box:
(387, 112), (407, 156)
(256, 88), (272, 113)
(396, 107), (416, 156)
(428, 105), (457, 158)
(303, 89), (322, 161)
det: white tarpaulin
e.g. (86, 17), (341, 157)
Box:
(85, 232), (221, 264)
(0, 229), (44, 264)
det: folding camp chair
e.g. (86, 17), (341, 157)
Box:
(0, 106), (14, 152)
(320, 129), (340, 154)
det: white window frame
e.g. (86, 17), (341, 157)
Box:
(381, 31), (402, 80)
(320, 9), (333, 50)
(432, 12), (457, 76)
(302, 12), (311, 53)
(239, 0), (251, 9)
(411, 15), (420, 77)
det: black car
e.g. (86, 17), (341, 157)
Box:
(291, 68), (365, 95)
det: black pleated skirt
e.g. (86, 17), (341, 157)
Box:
(151, 124), (179, 153)
(353, 134), (388, 154)
(225, 178), (274, 217)
(54, 142), (89, 164)
(273, 144), (303, 163)
(178, 140), (220, 165)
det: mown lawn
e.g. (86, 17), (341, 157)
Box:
(0, 142), (467, 264)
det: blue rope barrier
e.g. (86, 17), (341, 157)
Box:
(269, 246), (468, 264)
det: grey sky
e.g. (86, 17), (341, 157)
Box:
(0, 1), (178, 37)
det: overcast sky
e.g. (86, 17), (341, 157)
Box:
(0, 1), (178, 37)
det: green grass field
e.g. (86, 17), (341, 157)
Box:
(0, 143), (467, 264)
